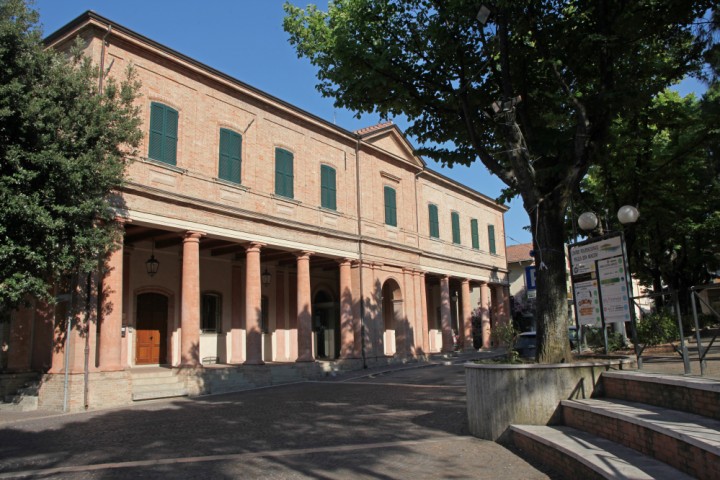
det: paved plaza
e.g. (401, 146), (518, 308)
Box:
(0, 356), (556, 480)
(2, 343), (718, 479)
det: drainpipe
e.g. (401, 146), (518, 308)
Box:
(354, 137), (367, 368)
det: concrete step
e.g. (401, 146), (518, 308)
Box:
(510, 425), (693, 480)
(131, 375), (185, 387)
(132, 387), (188, 401)
(562, 398), (720, 478)
(130, 370), (187, 401)
(600, 370), (720, 420)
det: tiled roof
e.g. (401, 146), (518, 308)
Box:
(506, 243), (534, 264)
(354, 121), (394, 136)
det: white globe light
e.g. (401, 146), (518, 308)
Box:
(578, 212), (599, 231)
(617, 205), (639, 225)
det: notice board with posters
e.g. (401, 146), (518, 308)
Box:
(568, 233), (632, 328)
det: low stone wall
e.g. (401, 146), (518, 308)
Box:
(465, 358), (633, 441)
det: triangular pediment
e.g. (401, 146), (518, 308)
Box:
(356, 123), (425, 169)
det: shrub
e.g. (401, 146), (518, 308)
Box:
(491, 322), (519, 363)
(584, 327), (625, 352)
(637, 312), (680, 346)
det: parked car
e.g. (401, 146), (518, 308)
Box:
(514, 327), (579, 358)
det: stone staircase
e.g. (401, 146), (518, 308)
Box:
(0, 373), (40, 412)
(510, 371), (720, 479)
(131, 368), (188, 401)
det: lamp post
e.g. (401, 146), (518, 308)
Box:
(578, 205), (639, 352)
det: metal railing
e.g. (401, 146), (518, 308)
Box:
(629, 290), (691, 374)
(690, 283), (720, 376)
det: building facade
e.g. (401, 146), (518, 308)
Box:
(1, 12), (510, 410)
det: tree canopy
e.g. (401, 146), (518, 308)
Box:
(0, 0), (142, 309)
(284, 0), (714, 362)
(578, 86), (720, 307)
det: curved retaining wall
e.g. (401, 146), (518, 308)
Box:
(465, 358), (634, 441)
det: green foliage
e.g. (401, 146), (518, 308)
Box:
(0, 0), (142, 309)
(584, 327), (625, 353)
(636, 313), (681, 346)
(284, 0), (713, 362)
(576, 85), (720, 310)
(491, 321), (519, 362)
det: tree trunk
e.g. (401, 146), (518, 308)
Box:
(529, 195), (573, 363)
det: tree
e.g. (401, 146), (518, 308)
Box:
(284, 0), (712, 362)
(0, 0), (142, 310)
(577, 86), (720, 310)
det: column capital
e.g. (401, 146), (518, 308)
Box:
(245, 242), (266, 254)
(338, 258), (353, 267)
(461, 278), (470, 286)
(295, 250), (313, 260)
(183, 231), (205, 242)
(114, 215), (132, 225)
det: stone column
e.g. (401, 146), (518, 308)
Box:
(461, 279), (473, 350)
(99, 240), (124, 371)
(494, 284), (510, 327)
(339, 259), (354, 358)
(440, 275), (453, 353)
(480, 282), (491, 349)
(230, 263), (244, 364)
(402, 268), (416, 357)
(180, 231), (203, 366)
(296, 251), (314, 362)
(419, 272), (429, 354)
(244, 242), (264, 365)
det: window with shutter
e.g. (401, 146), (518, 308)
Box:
(275, 148), (294, 198)
(218, 129), (242, 184)
(488, 224), (496, 254)
(384, 186), (397, 227)
(471, 219), (479, 249)
(451, 212), (461, 244)
(428, 204), (439, 238)
(148, 102), (178, 165)
(320, 164), (336, 210)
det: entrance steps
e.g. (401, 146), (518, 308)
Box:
(510, 371), (720, 479)
(131, 368), (188, 401)
(0, 373), (40, 412)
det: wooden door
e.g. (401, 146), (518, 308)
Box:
(136, 293), (168, 365)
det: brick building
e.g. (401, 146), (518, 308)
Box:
(1, 11), (509, 410)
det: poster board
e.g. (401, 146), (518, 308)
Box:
(569, 233), (632, 328)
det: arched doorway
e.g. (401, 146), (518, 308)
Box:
(381, 279), (404, 356)
(136, 293), (168, 365)
(312, 290), (338, 359)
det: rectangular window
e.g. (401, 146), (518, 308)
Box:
(384, 186), (397, 227)
(320, 164), (337, 210)
(148, 102), (178, 165)
(451, 212), (461, 244)
(275, 148), (294, 198)
(218, 128), (242, 184)
(471, 219), (479, 250)
(201, 293), (221, 333)
(428, 204), (439, 238)
(488, 224), (496, 254)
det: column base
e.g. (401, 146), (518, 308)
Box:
(243, 359), (265, 366)
(296, 354), (315, 363)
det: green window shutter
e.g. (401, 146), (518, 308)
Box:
(163, 106), (178, 165)
(384, 186), (397, 226)
(451, 212), (461, 244)
(218, 129), (242, 184)
(428, 204), (439, 238)
(488, 224), (496, 254)
(320, 165), (336, 210)
(148, 102), (178, 165)
(471, 219), (479, 249)
(275, 148), (294, 198)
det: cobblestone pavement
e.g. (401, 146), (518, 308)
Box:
(0, 353), (556, 480)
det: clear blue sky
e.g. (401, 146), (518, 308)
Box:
(32, 0), (705, 247)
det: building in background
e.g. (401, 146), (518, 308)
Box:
(1, 12), (509, 410)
